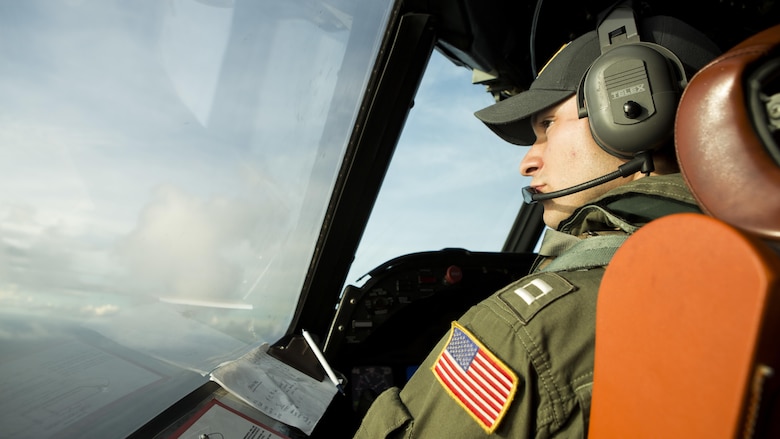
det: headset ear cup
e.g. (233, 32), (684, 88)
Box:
(582, 42), (687, 158)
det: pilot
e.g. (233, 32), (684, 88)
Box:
(353, 5), (721, 439)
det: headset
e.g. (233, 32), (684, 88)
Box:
(524, 0), (692, 203)
(576, 0), (688, 159)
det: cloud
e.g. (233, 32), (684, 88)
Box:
(114, 183), (289, 301)
(81, 303), (120, 317)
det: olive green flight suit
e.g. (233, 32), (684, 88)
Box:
(353, 174), (699, 439)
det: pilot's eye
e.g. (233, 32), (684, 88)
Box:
(536, 118), (554, 132)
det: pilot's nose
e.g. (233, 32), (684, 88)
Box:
(519, 142), (543, 176)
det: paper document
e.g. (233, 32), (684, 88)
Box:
(171, 399), (291, 439)
(210, 343), (337, 435)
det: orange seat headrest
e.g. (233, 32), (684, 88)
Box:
(676, 24), (780, 241)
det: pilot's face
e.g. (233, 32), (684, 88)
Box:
(520, 95), (637, 229)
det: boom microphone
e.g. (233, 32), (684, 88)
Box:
(522, 152), (654, 204)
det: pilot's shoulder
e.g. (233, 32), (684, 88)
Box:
(480, 269), (605, 325)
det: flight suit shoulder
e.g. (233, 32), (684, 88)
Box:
(493, 272), (576, 324)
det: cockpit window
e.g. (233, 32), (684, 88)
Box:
(345, 51), (528, 287)
(0, 1), (393, 437)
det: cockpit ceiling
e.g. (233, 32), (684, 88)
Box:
(412, 0), (780, 98)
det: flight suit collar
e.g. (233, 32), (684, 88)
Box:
(557, 173), (700, 237)
(531, 174), (700, 273)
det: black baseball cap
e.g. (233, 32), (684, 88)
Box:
(474, 16), (721, 146)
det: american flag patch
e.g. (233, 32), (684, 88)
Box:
(432, 322), (518, 433)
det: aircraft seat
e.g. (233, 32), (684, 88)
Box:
(587, 24), (780, 438)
